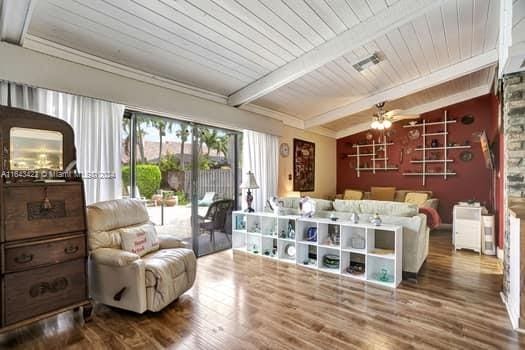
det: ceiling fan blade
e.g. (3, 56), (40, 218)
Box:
(393, 114), (420, 120)
(383, 109), (403, 117)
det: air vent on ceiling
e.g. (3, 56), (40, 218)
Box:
(353, 53), (381, 72)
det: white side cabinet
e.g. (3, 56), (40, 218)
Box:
(453, 205), (486, 254)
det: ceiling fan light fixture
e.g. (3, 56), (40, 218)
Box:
(370, 101), (393, 130)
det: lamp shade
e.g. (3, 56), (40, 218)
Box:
(240, 171), (259, 189)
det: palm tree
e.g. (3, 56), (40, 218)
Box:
(215, 135), (229, 161)
(201, 128), (218, 157)
(136, 115), (150, 163)
(176, 122), (190, 169)
(122, 118), (131, 159)
(150, 119), (174, 165)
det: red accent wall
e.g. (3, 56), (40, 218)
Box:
(337, 94), (500, 225)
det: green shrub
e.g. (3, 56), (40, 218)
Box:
(175, 190), (189, 205)
(159, 153), (181, 173)
(122, 164), (161, 199)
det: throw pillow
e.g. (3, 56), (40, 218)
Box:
(343, 189), (363, 200)
(405, 192), (429, 207)
(120, 223), (160, 257)
(370, 187), (396, 201)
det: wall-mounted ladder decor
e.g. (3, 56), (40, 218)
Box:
(402, 110), (471, 186)
(345, 136), (397, 178)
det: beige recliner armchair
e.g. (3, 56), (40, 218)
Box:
(87, 199), (196, 313)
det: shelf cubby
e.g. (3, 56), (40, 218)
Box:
(367, 228), (396, 259)
(277, 240), (296, 263)
(246, 214), (261, 234)
(297, 219), (318, 243)
(367, 256), (397, 287)
(277, 217), (296, 239)
(261, 215), (277, 236)
(246, 233), (261, 254)
(233, 213), (247, 231)
(341, 225), (366, 252)
(341, 252), (366, 279)
(297, 242), (318, 268)
(318, 246), (340, 274)
(261, 236), (278, 258)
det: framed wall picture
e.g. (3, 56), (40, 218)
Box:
(293, 138), (315, 192)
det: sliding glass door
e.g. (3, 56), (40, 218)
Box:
(122, 111), (240, 256)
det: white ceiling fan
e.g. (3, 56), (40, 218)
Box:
(370, 102), (419, 130)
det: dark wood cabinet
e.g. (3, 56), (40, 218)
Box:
(0, 106), (91, 332)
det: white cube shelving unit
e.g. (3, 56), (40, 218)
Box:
(232, 211), (403, 288)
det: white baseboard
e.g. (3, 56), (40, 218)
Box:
(497, 247), (504, 260)
(500, 292), (521, 331)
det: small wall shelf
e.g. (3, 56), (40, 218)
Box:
(410, 159), (454, 163)
(344, 136), (397, 178)
(403, 172), (457, 176)
(403, 120), (456, 127)
(414, 145), (471, 151)
(402, 110), (470, 185)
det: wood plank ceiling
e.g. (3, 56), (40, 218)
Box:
(25, 0), (500, 136)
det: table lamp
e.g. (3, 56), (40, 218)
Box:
(240, 171), (259, 212)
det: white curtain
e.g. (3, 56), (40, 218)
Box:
(0, 81), (7, 105)
(242, 130), (279, 211)
(0, 80), (124, 204)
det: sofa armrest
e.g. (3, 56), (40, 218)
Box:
(91, 248), (140, 267)
(423, 198), (439, 210)
(158, 235), (187, 249)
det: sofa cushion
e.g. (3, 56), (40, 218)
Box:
(313, 198), (334, 211)
(120, 223), (160, 257)
(343, 189), (363, 200)
(143, 248), (197, 312)
(405, 192), (429, 207)
(370, 187), (396, 201)
(395, 190), (433, 202)
(333, 199), (361, 213)
(359, 200), (418, 217)
(279, 197), (301, 209)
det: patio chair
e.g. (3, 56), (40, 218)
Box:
(198, 199), (235, 248)
(198, 192), (216, 206)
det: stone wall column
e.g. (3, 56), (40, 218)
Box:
(503, 71), (525, 302)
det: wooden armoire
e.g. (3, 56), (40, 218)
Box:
(0, 105), (92, 332)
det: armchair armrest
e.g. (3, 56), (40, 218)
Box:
(158, 235), (187, 249)
(91, 248), (140, 267)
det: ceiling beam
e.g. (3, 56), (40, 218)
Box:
(227, 0), (444, 107)
(0, 0), (36, 45)
(0, 41), (285, 136)
(305, 50), (498, 129)
(334, 84), (492, 139)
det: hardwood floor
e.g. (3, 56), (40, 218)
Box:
(1, 230), (523, 349)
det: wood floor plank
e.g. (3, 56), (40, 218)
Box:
(0, 230), (524, 349)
